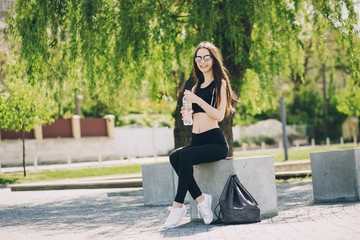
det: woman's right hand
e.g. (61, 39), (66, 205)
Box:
(180, 107), (185, 121)
(181, 107), (193, 121)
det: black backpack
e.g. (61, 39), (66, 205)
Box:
(215, 174), (261, 224)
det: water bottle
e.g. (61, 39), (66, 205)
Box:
(182, 96), (193, 126)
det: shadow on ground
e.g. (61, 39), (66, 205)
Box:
(1, 180), (355, 239)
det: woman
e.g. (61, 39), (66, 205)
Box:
(164, 42), (237, 228)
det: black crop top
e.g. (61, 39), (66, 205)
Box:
(192, 81), (217, 114)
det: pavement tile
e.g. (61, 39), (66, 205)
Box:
(1, 180), (360, 239)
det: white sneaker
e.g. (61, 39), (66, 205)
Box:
(163, 205), (187, 229)
(197, 194), (213, 224)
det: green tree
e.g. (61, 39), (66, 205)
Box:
(336, 78), (360, 118)
(0, 54), (55, 176)
(335, 30), (360, 120)
(6, 0), (359, 156)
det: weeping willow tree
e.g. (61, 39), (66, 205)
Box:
(4, 0), (359, 155)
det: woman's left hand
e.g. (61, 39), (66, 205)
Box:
(184, 90), (200, 104)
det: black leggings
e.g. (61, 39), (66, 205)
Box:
(169, 128), (229, 204)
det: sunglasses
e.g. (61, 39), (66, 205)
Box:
(194, 55), (212, 63)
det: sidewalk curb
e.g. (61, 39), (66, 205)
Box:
(275, 170), (311, 178)
(10, 178), (142, 191)
(4, 159), (312, 191)
(7, 171), (311, 191)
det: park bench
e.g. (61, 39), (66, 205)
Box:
(142, 162), (177, 206)
(189, 156), (278, 221)
(310, 148), (360, 202)
(142, 156), (279, 222)
(141, 162), (190, 206)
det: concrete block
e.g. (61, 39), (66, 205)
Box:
(142, 162), (190, 206)
(190, 156), (278, 221)
(142, 162), (176, 206)
(310, 148), (360, 202)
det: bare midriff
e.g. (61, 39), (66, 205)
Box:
(192, 112), (219, 133)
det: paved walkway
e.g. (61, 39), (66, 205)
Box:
(1, 179), (360, 240)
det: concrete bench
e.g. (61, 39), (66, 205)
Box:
(141, 162), (176, 206)
(141, 162), (190, 206)
(310, 148), (360, 202)
(190, 156), (278, 221)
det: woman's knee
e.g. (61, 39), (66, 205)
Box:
(178, 149), (195, 167)
(169, 148), (182, 166)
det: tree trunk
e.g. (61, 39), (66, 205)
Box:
(219, 112), (234, 156)
(173, 75), (196, 149)
(173, 2), (253, 155)
(215, 7), (252, 157)
(75, 94), (82, 116)
(22, 124), (26, 177)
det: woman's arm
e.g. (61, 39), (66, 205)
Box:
(184, 80), (227, 122)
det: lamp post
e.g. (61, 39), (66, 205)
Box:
(280, 81), (288, 161)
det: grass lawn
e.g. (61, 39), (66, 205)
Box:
(234, 143), (360, 162)
(0, 164), (142, 185)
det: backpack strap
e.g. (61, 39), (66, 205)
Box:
(210, 88), (216, 108)
(214, 202), (224, 224)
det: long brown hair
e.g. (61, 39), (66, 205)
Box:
(193, 41), (237, 117)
